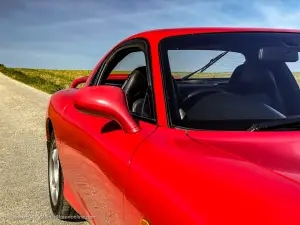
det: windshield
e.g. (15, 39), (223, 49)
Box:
(160, 32), (300, 131)
(181, 51), (230, 80)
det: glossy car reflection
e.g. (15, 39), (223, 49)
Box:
(46, 28), (300, 225)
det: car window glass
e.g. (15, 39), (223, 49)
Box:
(109, 51), (146, 78)
(168, 50), (245, 79)
(287, 52), (300, 87)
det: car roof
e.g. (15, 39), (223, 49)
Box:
(126, 27), (300, 41)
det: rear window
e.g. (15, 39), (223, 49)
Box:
(168, 50), (245, 79)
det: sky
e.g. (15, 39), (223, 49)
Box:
(1, 0), (300, 70)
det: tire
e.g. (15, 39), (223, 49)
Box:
(48, 132), (84, 221)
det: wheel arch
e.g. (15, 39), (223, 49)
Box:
(46, 118), (53, 151)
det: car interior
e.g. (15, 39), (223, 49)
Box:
(178, 61), (300, 120)
(120, 66), (152, 118)
(119, 61), (297, 119)
(109, 58), (300, 124)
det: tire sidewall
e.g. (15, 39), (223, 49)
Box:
(48, 133), (65, 216)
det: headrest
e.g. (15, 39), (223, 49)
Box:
(122, 66), (148, 108)
(229, 62), (276, 86)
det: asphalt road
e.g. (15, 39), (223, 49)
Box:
(0, 73), (88, 225)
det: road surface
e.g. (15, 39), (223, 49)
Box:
(0, 73), (88, 225)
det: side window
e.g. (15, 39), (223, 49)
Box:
(110, 51), (146, 77)
(168, 50), (245, 79)
(286, 53), (300, 87)
(101, 49), (155, 122)
(103, 51), (146, 86)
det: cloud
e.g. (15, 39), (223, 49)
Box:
(1, 0), (300, 69)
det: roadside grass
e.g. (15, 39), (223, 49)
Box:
(0, 64), (132, 94)
(0, 64), (92, 93)
(1, 64), (300, 94)
(293, 72), (300, 84)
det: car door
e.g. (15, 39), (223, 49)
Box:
(58, 40), (158, 225)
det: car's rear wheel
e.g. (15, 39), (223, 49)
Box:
(48, 132), (84, 221)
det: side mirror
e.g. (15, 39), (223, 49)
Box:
(73, 86), (140, 134)
(70, 76), (89, 88)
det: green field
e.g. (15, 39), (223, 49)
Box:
(0, 64), (92, 93)
(1, 64), (300, 94)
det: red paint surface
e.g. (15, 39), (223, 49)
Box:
(74, 86), (140, 133)
(71, 74), (128, 89)
(125, 128), (300, 225)
(46, 28), (300, 225)
(107, 73), (129, 80)
(70, 76), (89, 88)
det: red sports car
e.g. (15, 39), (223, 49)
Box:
(46, 28), (300, 225)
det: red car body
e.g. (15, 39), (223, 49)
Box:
(46, 28), (300, 225)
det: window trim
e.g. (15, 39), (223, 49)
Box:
(159, 39), (181, 128)
(90, 38), (157, 124)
